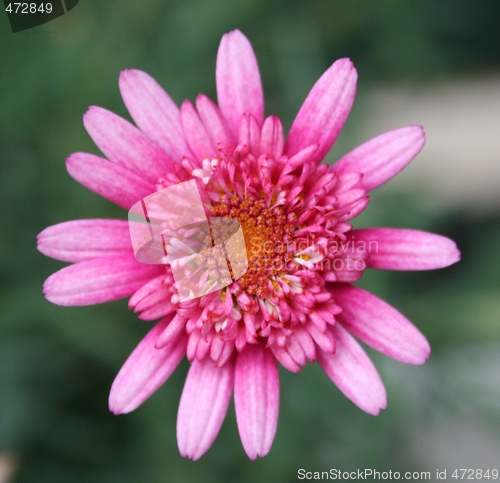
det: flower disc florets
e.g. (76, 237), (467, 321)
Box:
(211, 196), (296, 298)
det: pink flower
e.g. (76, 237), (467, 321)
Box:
(38, 30), (460, 460)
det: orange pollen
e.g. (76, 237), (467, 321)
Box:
(210, 195), (297, 297)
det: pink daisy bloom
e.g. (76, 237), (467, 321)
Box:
(38, 30), (460, 460)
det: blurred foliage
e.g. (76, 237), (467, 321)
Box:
(1, 0), (500, 482)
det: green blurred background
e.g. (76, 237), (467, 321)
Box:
(1, 1), (500, 482)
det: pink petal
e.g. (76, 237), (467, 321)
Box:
(177, 358), (234, 460)
(195, 94), (236, 154)
(331, 284), (430, 364)
(342, 196), (370, 220)
(128, 274), (166, 309)
(317, 324), (387, 415)
(294, 327), (317, 362)
(66, 153), (154, 210)
(119, 69), (191, 161)
(37, 219), (132, 262)
(234, 344), (279, 459)
(352, 228), (460, 270)
(333, 126), (425, 191)
(238, 114), (261, 156)
(155, 313), (186, 348)
(137, 302), (175, 322)
(260, 116), (284, 159)
(270, 344), (301, 373)
(128, 274), (176, 321)
(216, 30), (264, 135)
(109, 317), (187, 414)
(286, 144), (319, 169)
(326, 241), (366, 283)
(335, 188), (366, 208)
(83, 106), (174, 183)
(285, 58), (357, 164)
(285, 336), (307, 366)
(43, 254), (163, 306)
(306, 321), (335, 354)
(180, 100), (216, 163)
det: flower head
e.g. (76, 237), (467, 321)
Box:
(38, 30), (460, 460)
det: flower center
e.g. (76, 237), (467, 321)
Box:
(210, 195), (296, 298)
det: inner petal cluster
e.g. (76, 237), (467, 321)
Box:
(149, 107), (372, 367)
